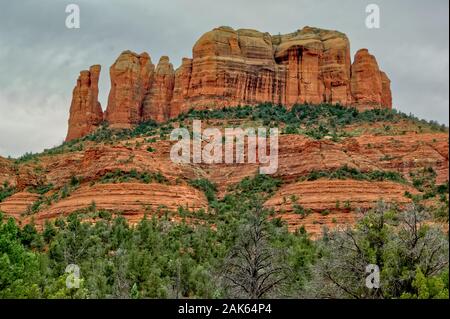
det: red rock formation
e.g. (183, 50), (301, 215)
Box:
(105, 51), (154, 128)
(65, 65), (103, 141)
(66, 26), (392, 140)
(170, 58), (193, 118)
(182, 27), (285, 110)
(4, 122), (448, 237)
(0, 192), (40, 220)
(380, 71), (392, 107)
(142, 56), (175, 122)
(0, 156), (16, 186)
(350, 49), (392, 110)
(274, 26), (353, 105)
(26, 183), (207, 226)
(264, 179), (420, 237)
(178, 26), (359, 111)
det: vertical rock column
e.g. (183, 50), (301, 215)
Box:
(65, 65), (103, 141)
(170, 57), (193, 118)
(350, 49), (392, 110)
(142, 56), (175, 123)
(105, 51), (154, 128)
(319, 34), (353, 105)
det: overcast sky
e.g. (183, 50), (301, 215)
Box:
(0, 0), (448, 158)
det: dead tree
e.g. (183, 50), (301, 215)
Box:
(223, 204), (288, 298)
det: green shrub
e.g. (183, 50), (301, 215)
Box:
(189, 179), (218, 203)
(320, 210), (330, 216)
(0, 182), (16, 202)
(28, 183), (54, 195)
(99, 169), (168, 185)
(300, 165), (406, 184)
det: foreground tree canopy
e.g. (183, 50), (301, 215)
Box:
(0, 174), (448, 299)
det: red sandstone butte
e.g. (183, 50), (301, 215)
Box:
(66, 26), (392, 139)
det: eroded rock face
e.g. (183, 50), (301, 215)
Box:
(274, 26), (353, 106)
(105, 51), (154, 128)
(66, 26), (392, 138)
(27, 183), (208, 226)
(142, 56), (175, 122)
(0, 156), (16, 186)
(186, 27), (284, 109)
(170, 58), (193, 118)
(350, 49), (391, 110)
(65, 65), (103, 141)
(0, 192), (40, 221)
(380, 71), (392, 108)
(3, 125), (448, 236)
(264, 179), (419, 237)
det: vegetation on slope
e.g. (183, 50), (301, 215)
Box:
(298, 165), (407, 184)
(0, 182), (16, 203)
(0, 198), (447, 298)
(0, 175), (315, 298)
(98, 169), (168, 185)
(12, 103), (448, 163)
(1, 103), (448, 299)
(308, 202), (449, 299)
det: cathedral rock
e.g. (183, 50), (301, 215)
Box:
(65, 26), (392, 141)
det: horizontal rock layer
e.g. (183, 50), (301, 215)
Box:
(3, 128), (446, 235)
(0, 192), (40, 220)
(23, 183), (208, 226)
(264, 179), (419, 237)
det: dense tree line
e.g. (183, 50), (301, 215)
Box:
(0, 175), (448, 299)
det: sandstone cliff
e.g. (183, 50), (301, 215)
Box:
(2, 129), (447, 235)
(142, 56), (175, 122)
(65, 65), (103, 141)
(351, 49), (392, 110)
(66, 26), (392, 140)
(104, 51), (154, 128)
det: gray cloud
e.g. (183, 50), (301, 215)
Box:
(0, 0), (448, 157)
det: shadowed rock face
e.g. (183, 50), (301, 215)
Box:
(65, 65), (103, 141)
(66, 26), (392, 139)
